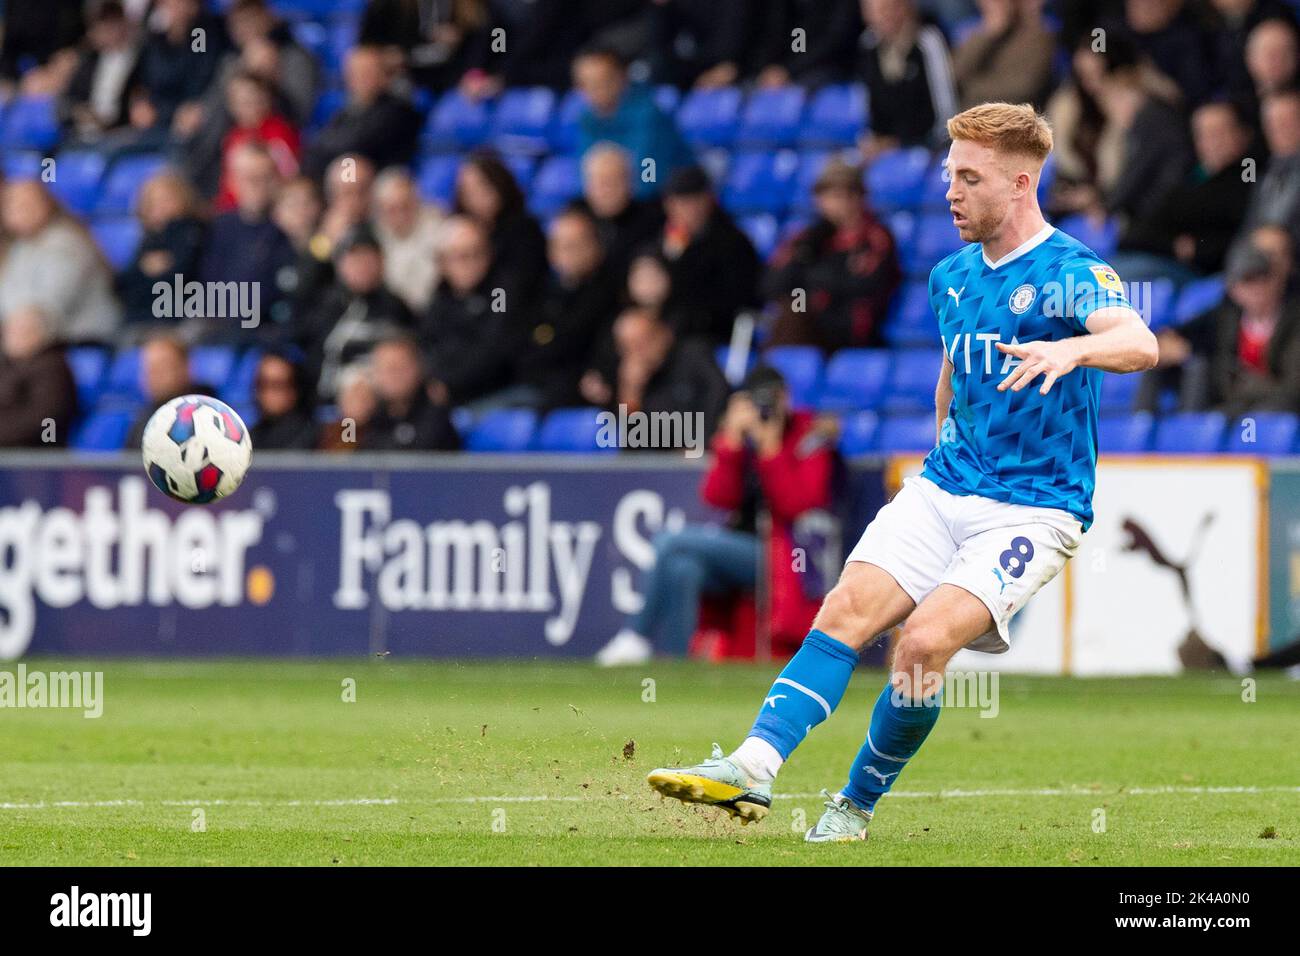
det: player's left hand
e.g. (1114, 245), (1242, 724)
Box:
(995, 339), (1079, 395)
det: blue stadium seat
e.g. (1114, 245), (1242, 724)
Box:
(1175, 275), (1225, 325)
(190, 346), (237, 393)
(722, 151), (798, 215)
(1053, 214), (1119, 257)
(529, 155), (582, 217)
(226, 349), (263, 405)
(503, 154), (537, 191)
(90, 218), (142, 271)
(1, 150), (44, 180)
(1099, 369), (1142, 413)
(883, 282), (936, 348)
(1152, 411), (1227, 453)
(866, 147), (931, 209)
(1224, 412), (1299, 455)
(763, 345), (824, 409)
(71, 409), (134, 452)
(270, 0), (367, 14)
(416, 154), (460, 205)
(450, 406), (476, 437)
(103, 347), (145, 403)
(96, 154), (167, 215)
(919, 159), (950, 208)
(468, 409), (539, 452)
(714, 344), (756, 383)
(1037, 152), (1056, 204)
(67, 347), (109, 413)
(912, 212), (966, 272)
(535, 407), (616, 453)
(307, 88), (346, 130)
(423, 91), (494, 151)
(653, 85), (682, 115)
(838, 410), (880, 455)
(48, 150), (108, 214)
(677, 86), (743, 148)
(1140, 277), (1177, 331)
(886, 209), (917, 249)
(819, 349), (891, 411)
(490, 86), (556, 153)
(550, 89), (586, 154)
(1, 96), (59, 151)
(1098, 411), (1153, 453)
(883, 349), (940, 412)
(738, 213), (780, 259)
(800, 84), (867, 148)
(736, 86), (806, 148)
(788, 149), (831, 215)
(876, 413), (937, 452)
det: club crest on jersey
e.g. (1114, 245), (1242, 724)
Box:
(1008, 284), (1037, 314)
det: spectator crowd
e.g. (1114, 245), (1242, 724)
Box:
(0, 0), (1298, 454)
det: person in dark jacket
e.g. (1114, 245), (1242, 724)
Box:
(304, 45), (421, 178)
(0, 0), (85, 84)
(130, 0), (229, 134)
(118, 170), (207, 328)
(659, 166), (762, 344)
(59, 1), (140, 141)
(0, 306), (78, 448)
(577, 144), (665, 277)
(453, 151), (549, 306)
(360, 335), (460, 451)
(748, 0), (862, 88)
(249, 351), (317, 450)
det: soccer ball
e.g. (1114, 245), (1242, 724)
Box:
(141, 395), (253, 504)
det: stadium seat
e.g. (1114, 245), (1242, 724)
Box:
(1, 150), (44, 180)
(883, 281), (936, 348)
(876, 412), (937, 452)
(819, 349), (891, 411)
(307, 88), (346, 130)
(503, 154), (537, 191)
(837, 410), (880, 455)
(1175, 275), (1226, 325)
(190, 346), (238, 394)
(1223, 412), (1299, 455)
(71, 409), (134, 452)
(919, 159), (950, 209)
(1097, 411), (1153, 453)
(467, 409), (539, 452)
(866, 147), (931, 210)
(96, 154), (168, 215)
(415, 154), (461, 205)
(736, 86), (806, 148)
(1099, 369), (1142, 413)
(913, 212), (967, 268)
(529, 155), (582, 217)
(67, 347), (109, 413)
(490, 86), (556, 154)
(886, 209), (917, 249)
(1053, 213), (1118, 257)
(722, 151), (799, 215)
(423, 90), (494, 152)
(90, 218), (142, 271)
(800, 84), (868, 148)
(738, 213), (780, 260)
(550, 89), (586, 154)
(763, 346), (824, 409)
(0, 96), (59, 151)
(714, 344), (756, 385)
(677, 86), (743, 148)
(103, 347), (145, 403)
(535, 407), (616, 453)
(47, 150), (108, 214)
(1152, 411), (1227, 453)
(653, 85), (682, 115)
(1139, 277), (1177, 331)
(226, 349), (263, 405)
(883, 349), (940, 413)
(788, 150), (831, 215)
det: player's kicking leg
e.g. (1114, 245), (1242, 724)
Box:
(646, 562), (915, 823)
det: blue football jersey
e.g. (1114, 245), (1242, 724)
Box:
(921, 225), (1132, 530)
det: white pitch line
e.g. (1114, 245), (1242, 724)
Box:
(0, 785), (1296, 811)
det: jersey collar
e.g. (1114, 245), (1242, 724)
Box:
(981, 223), (1055, 270)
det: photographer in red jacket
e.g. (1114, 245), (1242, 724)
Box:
(596, 366), (835, 665)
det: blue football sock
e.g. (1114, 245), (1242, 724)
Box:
(842, 679), (942, 812)
(747, 629), (859, 759)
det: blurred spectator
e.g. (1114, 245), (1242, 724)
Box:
(123, 335), (217, 448)
(117, 170), (207, 327)
(572, 47), (692, 198)
(660, 166), (761, 344)
(462, 0), (589, 92)
(1150, 242), (1300, 415)
(646, 0), (752, 89)
(624, 247), (709, 339)
(951, 0), (1055, 110)
(1124, 0), (1216, 107)
(271, 176), (329, 319)
(305, 153), (380, 293)
(418, 216), (518, 408)
(249, 351), (317, 450)
(0, 180), (122, 342)
(304, 46), (421, 177)
(358, 0), (491, 93)
(359, 335), (460, 451)
(0, 0), (85, 87)
(372, 167), (446, 313)
(749, 0), (862, 88)
(856, 0), (958, 157)
(131, 0), (230, 138)
(1247, 223), (1294, 289)
(297, 224), (415, 401)
(0, 306), (78, 448)
(317, 360), (376, 452)
(1114, 101), (1254, 282)
(215, 71), (301, 211)
(595, 365), (832, 665)
(580, 306), (729, 438)
(765, 159), (901, 351)
(511, 207), (621, 410)
(577, 144), (664, 276)
(1220, 5), (1299, 122)
(453, 151), (548, 304)
(59, 1), (141, 142)
(1240, 90), (1300, 258)
(197, 142), (295, 332)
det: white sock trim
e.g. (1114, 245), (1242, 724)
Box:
(731, 736), (784, 783)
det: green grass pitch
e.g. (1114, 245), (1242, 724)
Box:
(1, 659), (1297, 866)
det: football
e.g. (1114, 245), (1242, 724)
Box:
(141, 395), (253, 504)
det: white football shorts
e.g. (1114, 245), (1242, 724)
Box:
(845, 474), (1083, 653)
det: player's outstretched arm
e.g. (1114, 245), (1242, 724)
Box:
(935, 353), (954, 441)
(995, 306), (1158, 395)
